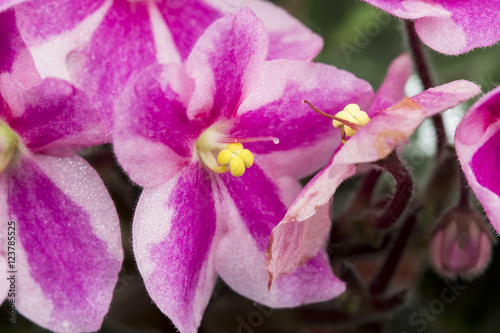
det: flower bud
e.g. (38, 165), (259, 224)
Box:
(430, 208), (493, 279)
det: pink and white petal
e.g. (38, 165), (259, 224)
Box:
(133, 163), (217, 333)
(114, 64), (199, 188)
(186, 8), (269, 121)
(232, 60), (374, 179)
(4, 78), (105, 155)
(0, 9), (41, 96)
(411, 80), (481, 117)
(68, 0), (157, 131)
(337, 80), (480, 165)
(415, 1), (500, 55)
(456, 87), (500, 234)
(0, 0), (26, 11)
(267, 158), (356, 283)
(362, 0), (451, 20)
(367, 53), (413, 117)
(16, 0), (111, 85)
(157, 0), (223, 61)
(15, 0), (106, 45)
(232, 0), (323, 61)
(6, 153), (122, 332)
(215, 165), (344, 306)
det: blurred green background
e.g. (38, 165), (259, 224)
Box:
(2, 1), (500, 332)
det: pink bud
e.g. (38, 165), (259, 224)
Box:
(430, 209), (493, 279)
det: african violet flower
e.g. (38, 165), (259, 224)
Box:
(112, 8), (380, 332)
(455, 86), (500, 235)
(361, 0), (500, 55)
(0, 10), (122, 332)
(7, 0), (322, 131)
(267, 54), (481, 284)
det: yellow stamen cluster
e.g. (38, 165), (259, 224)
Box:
(217, 143), (254, 177)
(332, 104), (371, 142)
(0, 121), (19, 174)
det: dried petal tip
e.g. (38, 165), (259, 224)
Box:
(430, 207), (494, 279)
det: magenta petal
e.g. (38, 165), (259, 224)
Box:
(215, 165), (343, 306)
(367, 54), (413, 117)
(186, 8), (269, 121)
(340, 80), (480, 165)
(157, 0), (222, 61)
(232, 60), (373, 178)
(268, 79), (479, 282)
(0, 0), (26, 11)
(1, 9), (24, 73)
(456, 86), (500, 234)
(411, 80), (481, 117)
(415, 1), (500, 54)
(69, 0), (157, 131)
(242, 0), (323, 61)
(363, 0), (500, 54)
(4, 78), (105, 155)
(267, 160), (356, 283)
(114, 64), (201, 187)
(7, 154), (122, 332)
(134, 164), (217, 333)
(15, 0), (105, 45)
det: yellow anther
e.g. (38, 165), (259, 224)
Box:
(227, 143), (243, 152)
(343, 103), (361, 114)
(229, 156), (245, 177)
(196, 125), (263, 177)
(332, 110), (355, 128)
(332, 110), (358, 137)
(238, 149), (254, 168)
(353, 110), (370, 126)
(333, 104), (371, 140)
(214, 144), (255, 177)
(217, 149), (233, 166)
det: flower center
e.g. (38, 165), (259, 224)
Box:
(303, 100), (371, 143)
(0, 121), (19, 174)
(332, 104), (371, 143)
(196, 125), (278, 177)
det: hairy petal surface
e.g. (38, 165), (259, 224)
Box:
(6, 154), (122, 332)
(268, 79), (480, 281)
(215, 165), (345, 306)
(157, 0), (223, 61)
(186, 8), (269, 121)
(114, 64), (200, 187)
(2, 78), (105, 155)
(340, 80), (480, 164)
(0, 9), (40, 91)
(367, 53), (413, 117)
(267, 159), (356, 283)
(67, 0), (157, 131)
(238, 0), (323, 61)
(456, 86), (500, 234)
(133, 164), (217, 333)
(15, 0), (106, 44)
(234, 60), (373, 179)
(363, 0), (500, 54)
